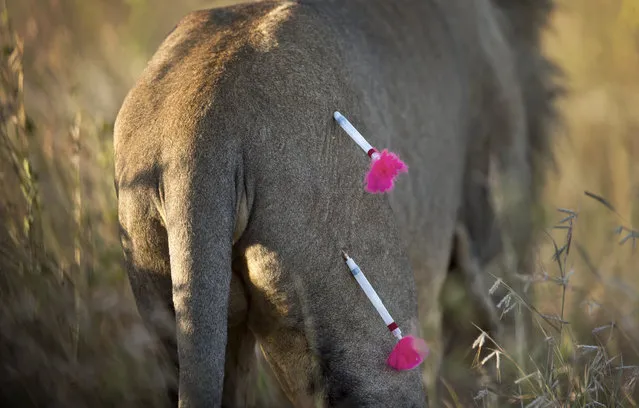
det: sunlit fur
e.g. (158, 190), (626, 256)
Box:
(113, 1), (558, 406)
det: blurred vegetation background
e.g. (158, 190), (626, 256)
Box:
(0, 0), (637, 406)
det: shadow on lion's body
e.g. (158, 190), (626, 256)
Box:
(113, 0), (558, 407)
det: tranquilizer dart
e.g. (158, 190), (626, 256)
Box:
(341, 251), (428, 370)
(333, 111), (408, 193)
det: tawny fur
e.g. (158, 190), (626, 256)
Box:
(113, 1), (559, 407)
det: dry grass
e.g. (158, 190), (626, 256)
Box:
(0, 3), (172, 406)
(453, 2), (639, 406)
(0, 0), (637, 407)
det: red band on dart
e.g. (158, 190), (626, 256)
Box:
(342, 251), (429, 371)
(334, 112), (408, 193)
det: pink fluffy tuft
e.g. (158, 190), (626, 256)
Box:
(364, 149), (408, 193)
(387, 336), (429, 371)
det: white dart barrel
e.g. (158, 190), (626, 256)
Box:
(333, 111), (380, 159)
(343, 252), (402, 339)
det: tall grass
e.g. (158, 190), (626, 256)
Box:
(444, 3), (639, 405)
(464, 193), (638, 407)
(0, 4), (171, 406)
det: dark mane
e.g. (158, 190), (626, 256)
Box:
(494, 0), (564, 196)
(454, 0), (563, 324)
